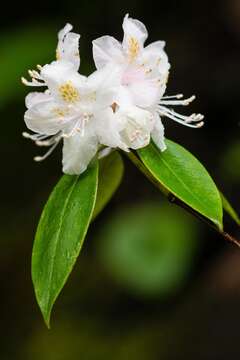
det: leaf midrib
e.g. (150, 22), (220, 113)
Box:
(45, 176), (79, 313)
(150, 144), (218, 221)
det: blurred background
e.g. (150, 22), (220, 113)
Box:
(1, 0), (240, 358)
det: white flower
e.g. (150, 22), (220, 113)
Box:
(22, 17), (204, 175)
(22, 24), (120, 174)
(61, 64), (121, 174)
(56, 23), (80, 70)
(97, 104), (155, 152)
(22, 23), (82, 159)
(93, 14), (169, 108)
(93, 14), (204, 152)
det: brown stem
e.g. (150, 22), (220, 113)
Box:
(222, 232), (240, 248)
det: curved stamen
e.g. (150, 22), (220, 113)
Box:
(21, 77), (46, 87)
(28, 69), (43, 81)
(22, 65), (45, 87)
(23, 131), (62, 146)
(158, 105), (204, 123)
(159, 95), (196, 106)
(34, 139), (61, 162)
(62, 120), (83, 138)
(161, 94), (184, 100)
(158, 106), (204, 128)
(36, 133), (62, 147)
(22, 132), (50, 141)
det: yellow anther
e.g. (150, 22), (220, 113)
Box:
(59, 81), (80, 103)
(128, 37), (139, 62)
(53, 108), (69, 118)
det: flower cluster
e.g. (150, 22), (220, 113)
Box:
(22, 15), (204, 174)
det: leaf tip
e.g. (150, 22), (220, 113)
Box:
(42, 307), (52, 329)
(44, 317), (51, 329)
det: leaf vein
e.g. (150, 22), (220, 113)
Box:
(45, 176), (79, 313)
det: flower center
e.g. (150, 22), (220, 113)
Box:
(53, 107), (70, 118)
(59, 81), (80, 103)
(128, 37), (140, 62)
(122, 66), (145, 86)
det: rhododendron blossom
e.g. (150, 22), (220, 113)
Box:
(93, 14), (203, 152)
(22, 16), (204, 174)
(22, 24), (120, 174)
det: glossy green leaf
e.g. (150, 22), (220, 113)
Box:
(137, 140), (223, 230)
(92, 151), (124, 220)
(221, 193), (240, 226)
(32, 161), (98, 327)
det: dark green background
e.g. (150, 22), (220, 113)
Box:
(1, 0), (240, 358)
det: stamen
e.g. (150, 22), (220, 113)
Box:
(158, 106), (204, 122)
(21, 77), (46, 87)
(162, 94), (184, 100)
(34, 140), (61, 162)
(157, 92), (204, 129)
(22, 64), (45, 87)
(158, 106), (204, 128)
(28, 69), (43, 80)
(22, 132), (49, 141)
(159, 95), (196, 106)
(59, 81), (79, 103)
(185, 113), (204, 123)
(130, 129), (141, 142)
(23, 131), (62, 146)
(36, 134), (61, 147)
(128, 37), (140, 62)
(62, 117), (85, 138)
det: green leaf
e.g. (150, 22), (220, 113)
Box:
(92, 151), (124, 220)
(32, 161), (98, 327)
(221, 192), (240, 226)
(137, 140), (223, 230)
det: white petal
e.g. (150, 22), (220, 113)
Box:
(122, 14), (148, 57)
(117, 106), (154, 150)
(57, 24), (80, 70)
(95, 108), (128, 151)
(24, 99), (71, 135)
(62, 129), (98, 175)
(40, 61), (86, 103)
(144, 40), (166, 53)
(119, 63), (165, 107)
(58, 23), (73, 41)
(25, 91), (51, 109)
(115, 85), (133, 108)
(143, 41), (170, 76)
(151, 115), (166, 151)
(88, 63), (122, 89)
(129, 80), (161, 107)
(88, 64), (122, 109)
(92, 36), (124, 69)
